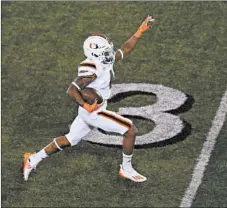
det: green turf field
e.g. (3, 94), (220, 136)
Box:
(2, 1), (227, 207)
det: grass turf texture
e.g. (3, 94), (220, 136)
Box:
(2, 2), (227, 207)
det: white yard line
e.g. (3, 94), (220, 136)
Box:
(180, 89), (227, 208)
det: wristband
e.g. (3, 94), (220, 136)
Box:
(117, 49), (124, 60)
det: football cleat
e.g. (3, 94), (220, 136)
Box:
(22, 152), (36, 181)
(119, 165), (147, 183)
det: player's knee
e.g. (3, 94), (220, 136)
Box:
(125, 123), (137, 137)
(65, 134), (81, 147)
(54, 136), (71, 150)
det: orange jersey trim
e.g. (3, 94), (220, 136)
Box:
(79, 62), (96, 70)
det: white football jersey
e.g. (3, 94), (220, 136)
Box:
(77, 58), (115, 99)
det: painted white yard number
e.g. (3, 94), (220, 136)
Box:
(84, 83), (188, 145)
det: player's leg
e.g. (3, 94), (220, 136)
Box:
(120, 125), (147, 182)
(22, 115), (92, 181)
(88, 110), (147, 182)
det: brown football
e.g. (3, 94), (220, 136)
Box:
(81, 87), (103, 105)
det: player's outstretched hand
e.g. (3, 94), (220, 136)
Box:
(135, 15), (155, 38)
(83, 99), (100, 113)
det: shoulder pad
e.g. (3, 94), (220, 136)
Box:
(79, 62), (96, 70)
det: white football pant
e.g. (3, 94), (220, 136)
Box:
(65, 101), (132, 146)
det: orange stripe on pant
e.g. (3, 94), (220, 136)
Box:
(97, 111), (131, 130)
(101, 110), (132, 126)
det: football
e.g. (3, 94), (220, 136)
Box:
(80, 87), (103, 105)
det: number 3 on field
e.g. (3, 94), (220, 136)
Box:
(84, 83), (191, 146)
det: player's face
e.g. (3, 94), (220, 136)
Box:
(102, 47), (115, 64)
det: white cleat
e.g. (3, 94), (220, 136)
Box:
(119, 165), (147, 183)
(22, 152), (36, 181)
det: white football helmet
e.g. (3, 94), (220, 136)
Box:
(83, 34), (115, 64)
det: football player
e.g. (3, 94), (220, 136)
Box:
(23, 16), (155, 182)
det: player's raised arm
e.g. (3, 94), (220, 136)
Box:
(115, 15), (155, 61)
